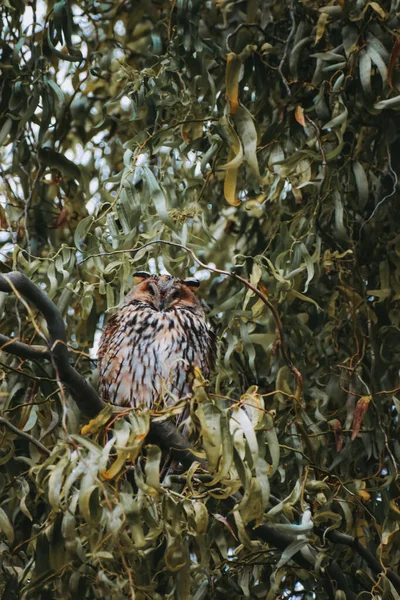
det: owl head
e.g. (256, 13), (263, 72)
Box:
(126, 272), (204, 314)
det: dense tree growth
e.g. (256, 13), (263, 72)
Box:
(1, 0), (400, 598)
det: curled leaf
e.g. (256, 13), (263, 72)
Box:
(352, 396), (371, 440)
(225, 53), (242, 115)
(329, 419), (343, 452)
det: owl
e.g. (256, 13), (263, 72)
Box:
(98, 272), (216, 412)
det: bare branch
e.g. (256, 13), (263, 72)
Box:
(0, 416), (51, 456)
(0, 272), (104, 417)
(324, 529), (400, 593)
(0, 333), (51, 361)
(149, 420), (207, 471)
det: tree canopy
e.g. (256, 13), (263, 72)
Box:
(1, 0), (400, 598)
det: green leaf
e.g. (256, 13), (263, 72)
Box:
(141, 166), (177, 231)
(74, 216), (94, 250)
(0, 507), (14, 545)
(233, 105), (260, 179)
(352, 161), (369, 208)
(374, 95), (400, 109)
(0, 118), (12, 146)
(48, 456), (69, 510)
(38, 147), (81, 181)
(359, 50), (372, 95)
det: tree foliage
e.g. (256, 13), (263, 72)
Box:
(1, 0), (400, 598)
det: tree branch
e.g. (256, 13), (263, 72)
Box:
(0, 333), (51, 361)
(149, 420), (207, 471)
(0, 416), (51, 456)
(254, 525), (357, 599)
(0, 272), (104, 417)
(324, 529), (400, 592)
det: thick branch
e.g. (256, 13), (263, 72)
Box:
(0, 273), (209, 467)
(254, 525), (357, 600)
(149, 420), (207, 470)
(324, 529), (400, 592)
(0, 333), (51, 361)
(0, 272), (104, 417)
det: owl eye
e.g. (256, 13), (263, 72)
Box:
(169, 288), (181, 300)
(183, 278), (200, 288)
(148, 282), (158, 296)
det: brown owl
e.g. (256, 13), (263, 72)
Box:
(98, 272), (216, 411)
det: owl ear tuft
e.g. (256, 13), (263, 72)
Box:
(183, 278), (200, 288)
(133, 271), (151, 282)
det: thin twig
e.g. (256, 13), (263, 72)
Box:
(0, 360), (57, 382)
(23, 166), (44, 250)
(278, 1), (296, 97)
(0, 416), (51, 456)
(360, 143), (398, 233)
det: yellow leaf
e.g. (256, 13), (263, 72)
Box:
(224, 162), (240, 206)
(358, 490), (371, 501)
(100, 454), (127, 480)
(368, 1), (387, 18)
(295, 105), (306, 127)
(315, 12), (329, 44)
(219, 118), (243, 206)
(225, 53), (242, 115)
(81, 404), (113, 435)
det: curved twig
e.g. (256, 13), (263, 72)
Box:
(278, 0), (296, 97)
(0, 416), (51, 456)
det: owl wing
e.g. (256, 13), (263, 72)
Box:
(98, 310), (120, 363)
(98, 310), (126, 403)
(206, 325), (217, 374)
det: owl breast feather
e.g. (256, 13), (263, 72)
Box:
(98, 304), (214, 409)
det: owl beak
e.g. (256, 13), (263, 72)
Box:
(159, 298), (166, 311)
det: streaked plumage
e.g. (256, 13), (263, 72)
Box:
(98, 273), (216, 409)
